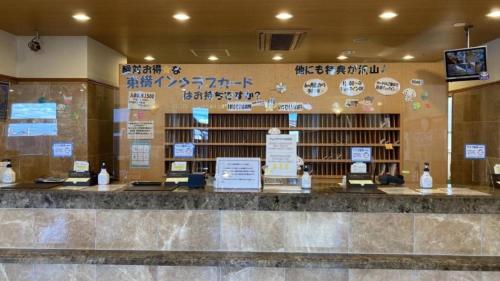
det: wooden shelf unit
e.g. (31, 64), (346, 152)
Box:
(165, 113), (401, 178)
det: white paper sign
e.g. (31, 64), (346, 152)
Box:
(351, 147), (372, 162)
(411, 79), (424, 86)
(265, 135), (297, 177)
(277, 102), (304, 112)
(130, 140), (151, 168)
(375, 77), (400, 96)
(227, 102), (252, 111)
(465, 144), (486, 159)
(340, 78), (365, 96)
(128, 91), (156, 110)
(303, 79), (328, 97)
(174, 143), (195, 158)
(215, 158), (261, 189)
(52, 142), (73, 158)
(127, 121), (154, 139)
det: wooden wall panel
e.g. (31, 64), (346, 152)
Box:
(451, 82), (500, 185)
(118, 63), (448, 184)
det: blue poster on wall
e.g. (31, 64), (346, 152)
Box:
(192, 107), (209, 124)
(7, 122), (58, 137)
(11, 103), (57, 119)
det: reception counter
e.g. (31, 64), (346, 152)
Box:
(0, 184), (499, 280)
(0, 184), (498, 213)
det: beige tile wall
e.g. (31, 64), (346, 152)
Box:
(0, 209), (498, 256)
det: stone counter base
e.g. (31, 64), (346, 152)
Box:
(0, 263), (499, 281)
(1, 209), (499, 256)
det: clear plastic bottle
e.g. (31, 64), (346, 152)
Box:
(2, 163), (16, 184)
(420, 162), (433, 189)
(0, 159), (11, 182)
(301, 165), (311, 189)
(98, 162), (110, 185)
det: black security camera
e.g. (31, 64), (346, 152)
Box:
(28, 32), (41, 52)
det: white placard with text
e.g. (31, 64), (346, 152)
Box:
(265, 134), (297, 177)
(215, 158), (261, 189)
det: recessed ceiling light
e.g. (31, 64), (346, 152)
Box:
(72, 13), (91, 22)
(486, 10), (500, 18)
(272, 55), (283, 61)
(453, 22), (467, 27)
(276, 12), (293, 20)
(208, 55), (219, 61)
(173, 13), (190, 21)
(379, 11), (398, 20)
(403, 54), (415, 60)
(337, 55), (348, 60)
(144, 55), (155, 61)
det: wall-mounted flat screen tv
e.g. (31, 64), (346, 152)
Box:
(444, 46), (487, 82)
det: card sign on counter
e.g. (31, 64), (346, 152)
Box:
(265, 135), (297, 177)
(174, 143), (195, 158)
(171, 161), (188, 172)
(215, 158), (261, 189)
(351, 147), (372, 162)
(127, 121), (154, 139)
(465, 144), (486, 159)
(73, 161), (89, 172)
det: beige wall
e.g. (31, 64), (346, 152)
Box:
(0, 31), (126, 86)
(87, 37), (127, 87)
(0, 30), (17, 77)
(448, 38), (500, 92)
(16, 36), (88, 78)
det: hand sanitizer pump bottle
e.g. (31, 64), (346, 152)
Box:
(2, 163), (16, 184)
(0, 159), (11, 182)
(301, 165), (311, 189)
(98, 162), (110, 185)
(420, 162), (433, 189)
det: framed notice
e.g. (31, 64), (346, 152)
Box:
(265, 134), (297, 177)
(127, 121), (154, 139)
(215, 157), (261, 189)
(465, 144), (486, 159)
(130, 140), (151, 168)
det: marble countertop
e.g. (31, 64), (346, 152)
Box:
(0, 182), (498, 213)
(0, 249), (498, 271)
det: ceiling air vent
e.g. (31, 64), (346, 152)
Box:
(258, 30), (307, 51)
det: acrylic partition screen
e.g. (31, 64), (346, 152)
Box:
(117, 63), (448, 184)
(0, 81), (117, 181)
(0, 82), (87, 180)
